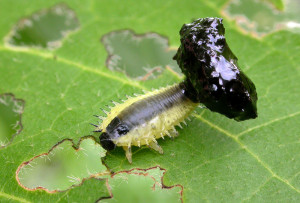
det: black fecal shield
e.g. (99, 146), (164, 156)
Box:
(174, 17), (257, 121)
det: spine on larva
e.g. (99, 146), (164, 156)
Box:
(96, 82), (198, 163)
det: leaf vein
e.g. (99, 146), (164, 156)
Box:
(194, 114), (300, 194)
(237, 111), (300, 137)
(241, 176), (273, 202)
(0, 46), (146, 90)
(0, 191), (31, 203)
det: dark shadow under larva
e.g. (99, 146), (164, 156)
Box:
(94, 17), (258, 163)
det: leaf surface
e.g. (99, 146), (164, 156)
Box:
(0, 0), (300, 202)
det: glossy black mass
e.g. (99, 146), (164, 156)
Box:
(174, 17), (257, 121)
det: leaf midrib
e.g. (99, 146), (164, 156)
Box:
(0, 45), (145, 90)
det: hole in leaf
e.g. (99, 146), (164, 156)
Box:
(16, 137), (109, 192)
(0, 93), (24, 148)
(265, 0), (284, 11)
(223, 0), (300, 37)
(103, 167), (182, 202)
(6, 3), (80, 49)
(102, 30), (182, 80)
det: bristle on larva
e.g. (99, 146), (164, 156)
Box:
(100, 108), (109, 115)
(111, 100), (119, 106)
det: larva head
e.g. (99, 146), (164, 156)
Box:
(174, 17), (257, 121)
(99, 117), (130, 151)
(99, 132), (116, 151)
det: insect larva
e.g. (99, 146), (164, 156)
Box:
(95, 83), (197, 163)
(94, 17), (258, 163)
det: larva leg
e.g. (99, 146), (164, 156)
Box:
(148, 142), (164, 154)
(169, 127), (179, 137)
(123, 146), (132, 164)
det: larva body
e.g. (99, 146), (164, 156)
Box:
(96, 83), (198, 163)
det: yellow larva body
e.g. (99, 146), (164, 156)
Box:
(96, 83), (198, 163)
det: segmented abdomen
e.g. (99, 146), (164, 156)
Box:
(99, 83), (198, 147)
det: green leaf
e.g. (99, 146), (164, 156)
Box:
(265, 0), (285, 11)
(0, 0), (300, 202)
